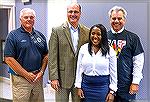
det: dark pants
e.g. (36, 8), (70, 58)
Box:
(114, 92), (136, 102)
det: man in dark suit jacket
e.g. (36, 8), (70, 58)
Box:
(48, 3), (89, 102)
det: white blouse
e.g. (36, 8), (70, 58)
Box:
(75, 43), (118, 91)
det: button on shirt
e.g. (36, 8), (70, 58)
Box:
(75, 43), (117, 91)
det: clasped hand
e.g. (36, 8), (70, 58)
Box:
(25, 71), (43, 83)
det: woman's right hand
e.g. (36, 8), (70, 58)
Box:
(105, 92), (115, 102)
(77, 88), (85, 98)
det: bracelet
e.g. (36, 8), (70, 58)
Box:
(40, 71), (44, 74)
(109, 90), (116, 96)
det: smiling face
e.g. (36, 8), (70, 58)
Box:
(90, 26), (102, 47)
(20, 10), (35, 32)
(110, 10), (126, 32)
(67, 3), (81, 28)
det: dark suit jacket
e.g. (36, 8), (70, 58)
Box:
(48, 22), (89, 88)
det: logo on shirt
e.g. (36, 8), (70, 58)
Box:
(37, 37), (41, 42)
(21, 40), (27, 42)
(108, 39), (126, 57)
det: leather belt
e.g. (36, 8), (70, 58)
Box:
(30, 70), (40, 74)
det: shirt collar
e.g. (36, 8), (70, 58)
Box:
(111, 27), (125, 34)
(20, 26), (35, 35)
(68, 22), (79, 32)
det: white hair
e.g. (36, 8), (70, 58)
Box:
(19, 8), (36, 19)
(108, 6), (127, 18)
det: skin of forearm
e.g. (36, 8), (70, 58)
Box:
(40, 54), (48, 73)
(4, 57), (29, 77)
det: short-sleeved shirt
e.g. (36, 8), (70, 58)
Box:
(4, 26), (48, 75)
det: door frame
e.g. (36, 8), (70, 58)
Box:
(0, 5), (15, 33)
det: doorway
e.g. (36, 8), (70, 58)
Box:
(0, 5), (15, 78)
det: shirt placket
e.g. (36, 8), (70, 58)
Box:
(92, 54), (96, 75)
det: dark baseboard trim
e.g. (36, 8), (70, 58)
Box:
(0, 98), (12, 102)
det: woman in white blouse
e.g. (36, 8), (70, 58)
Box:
(75, 24), (117, 102)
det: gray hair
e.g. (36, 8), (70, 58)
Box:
(67, 3), (81, 12)
(19, 8), (36, 19)
(108, 6), (127, 18)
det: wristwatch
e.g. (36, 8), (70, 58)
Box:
(109, 90), (116, 96)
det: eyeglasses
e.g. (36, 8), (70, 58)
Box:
(23, 16), (35, 20)
(67, 10), (80, 14)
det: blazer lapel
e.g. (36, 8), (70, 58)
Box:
(63, 22), (75, 54)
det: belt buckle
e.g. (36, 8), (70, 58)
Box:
(31, 70), (39, 74)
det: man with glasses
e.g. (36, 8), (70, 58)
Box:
(48, 2), (89, 102)
(107, 6), (144, 102)
(4, 8), (48, 102)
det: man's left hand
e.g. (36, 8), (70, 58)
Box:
(129, 83), (139, 95)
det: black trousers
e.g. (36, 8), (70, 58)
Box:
(114, 92), (136, 102)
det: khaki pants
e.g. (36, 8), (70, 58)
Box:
(11, 74), (44, 102)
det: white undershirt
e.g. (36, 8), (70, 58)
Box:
(111, 27), (144, 84)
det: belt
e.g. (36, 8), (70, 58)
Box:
(30, 70), (40, 74)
